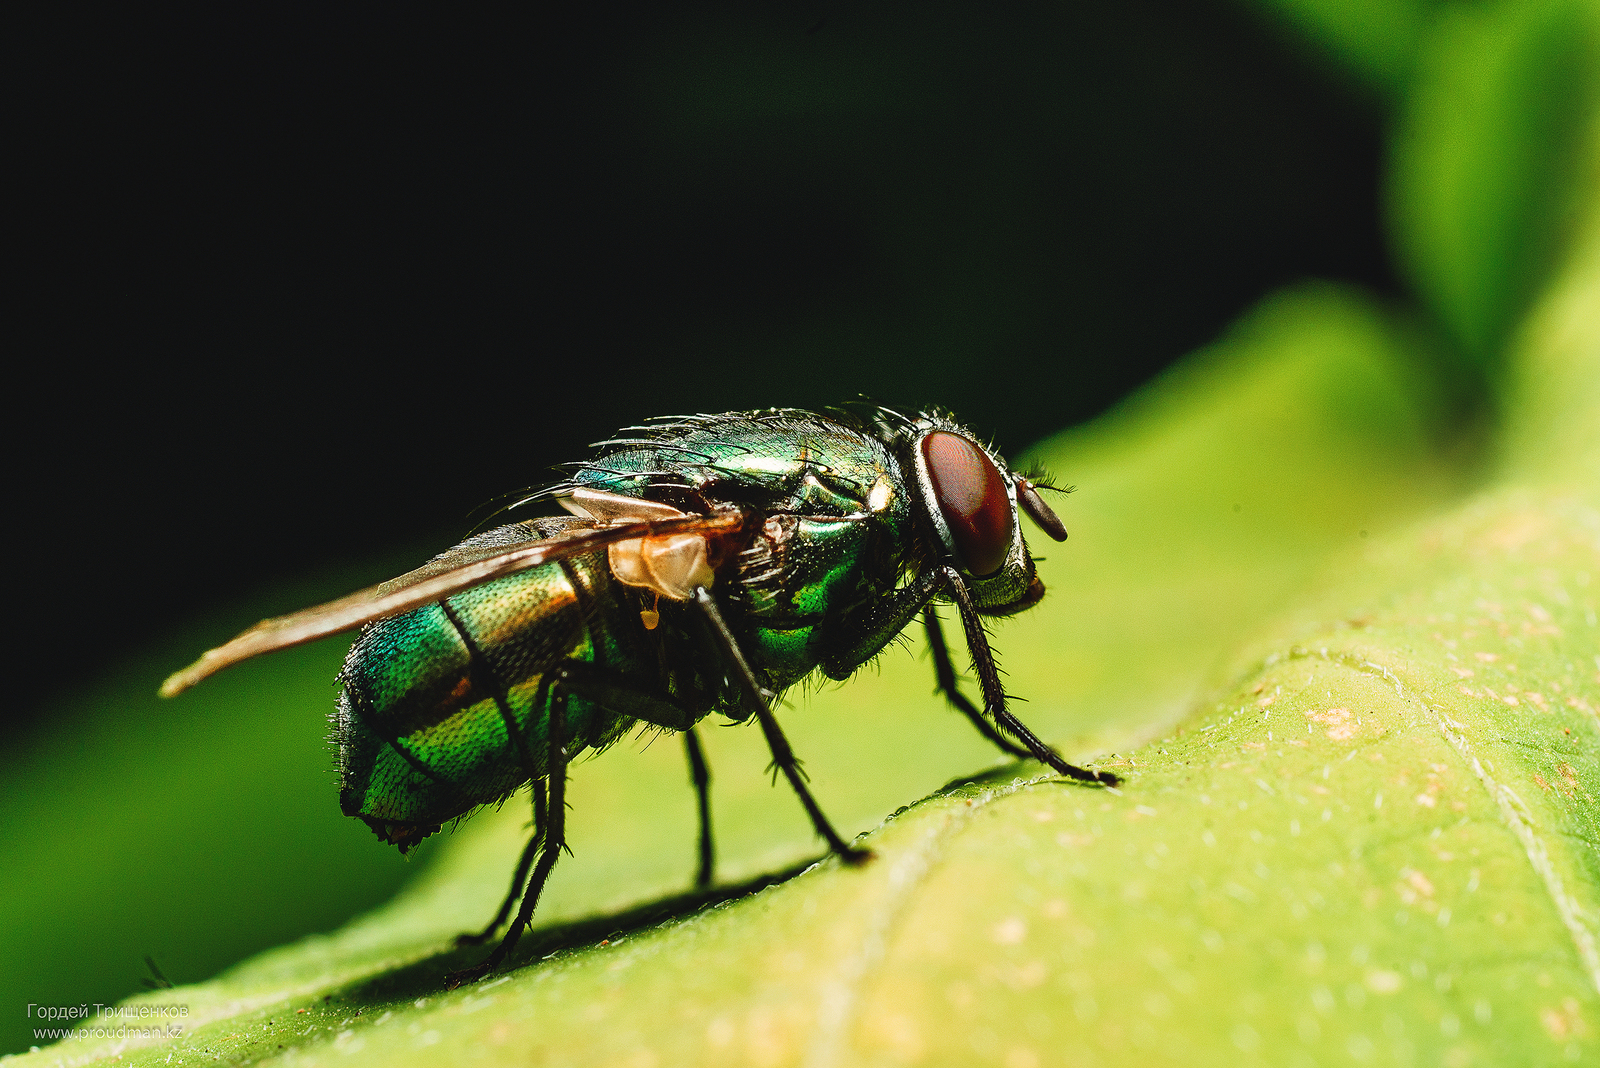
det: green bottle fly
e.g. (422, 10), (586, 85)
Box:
(162, 406), (1117, 981)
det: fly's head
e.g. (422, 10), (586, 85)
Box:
(900, 412), (1069, 617)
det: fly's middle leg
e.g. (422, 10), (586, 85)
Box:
(692, 587), (870, 865)
(538, 660), (718, 888)
(683, 728), (715, 887)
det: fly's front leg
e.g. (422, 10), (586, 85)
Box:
(939, 567), (1119, 787)
(816, 570), (1023, 760)
(923, 606), (1031, 761)
(818, 569), (944, 680)
(692, 588), (870, 865)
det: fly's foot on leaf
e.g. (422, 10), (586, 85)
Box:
(840, 846), (875, 866)
(1046, 755), (1122, 788)
(444, 963), (495, 990)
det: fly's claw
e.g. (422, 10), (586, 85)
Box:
(444, 963), (494, 990)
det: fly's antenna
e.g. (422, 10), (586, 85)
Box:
(1016, 462), (1075, 496)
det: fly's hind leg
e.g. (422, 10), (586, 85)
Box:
(441, 599), (561, 951)
(447, 678), (572, 987)
(455, 778), (548, 947)
(445, 655), (726, 985)
(692, 588), (870, 865)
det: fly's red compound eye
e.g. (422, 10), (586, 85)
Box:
(919, 431), (1015, 577)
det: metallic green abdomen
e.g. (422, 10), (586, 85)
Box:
(334, 522), (646, 848)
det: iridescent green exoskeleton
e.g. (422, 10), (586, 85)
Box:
(161, 406), (1118, 982)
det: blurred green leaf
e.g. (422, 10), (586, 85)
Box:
(1239, 0), (1440, 101)
(1246, 0), (1600, 401)
(1389, 0), (1600, 382)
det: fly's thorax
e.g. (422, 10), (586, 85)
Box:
(570, 410), (904, 522)
(565, 410), (917, 633)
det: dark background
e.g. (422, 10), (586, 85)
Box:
(12, 2), (1394, 734)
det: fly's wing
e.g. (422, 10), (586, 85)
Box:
(159, 507), (748, 697)
(559, 486), (686, 523)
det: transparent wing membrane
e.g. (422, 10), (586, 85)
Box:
(159, 510), (746, 697)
